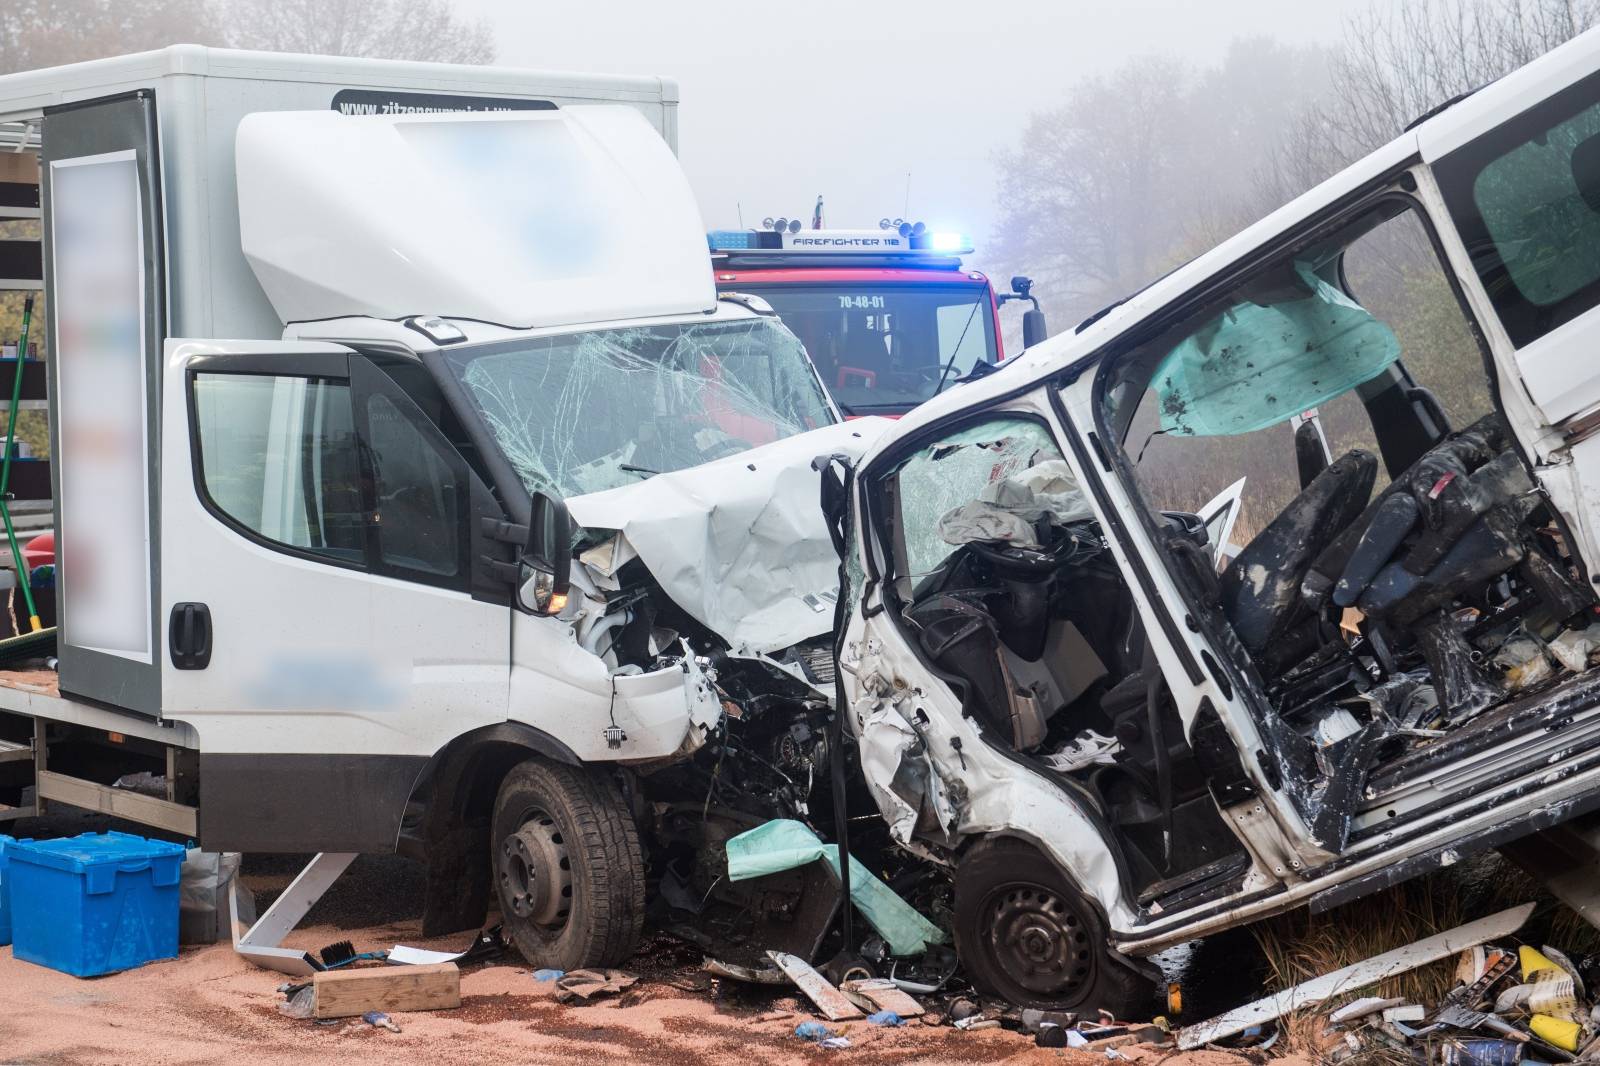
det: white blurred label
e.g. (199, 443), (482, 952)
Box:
(51, 151), (152, 662)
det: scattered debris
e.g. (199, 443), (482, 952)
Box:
(866, 1010), (906, 1026)
(766, 950), (864, 1021)
(1277, 913), (1600, 1064)
(362, 1010), (401, 1033)
(703, 958), (788, 984)
(726, 820), (948, 956)
(794, 1020), (850, 1047)
(553, 968), (637, 1003)
(1177, 902), (1535, 1049)
(843, 977), (924, 1017)
(531, 968), (565, 981)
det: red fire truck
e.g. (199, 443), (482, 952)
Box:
(708, 215), (1046, 416)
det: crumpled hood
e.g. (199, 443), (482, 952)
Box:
(566, 419), (891, 654)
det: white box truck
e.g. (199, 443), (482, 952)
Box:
(0, 47), (884, 973)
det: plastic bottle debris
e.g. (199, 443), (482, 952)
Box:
(276, 985), (314, 1019)
(795, 1021), (833, 1041)
(363, 1011), (401, 1033)
(1528, 1014), (1581, 1051)
(1438, 1039), (1526, 1066)
(532, 968), (565, 981)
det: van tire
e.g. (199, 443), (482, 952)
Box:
(953, 836), (1155, 1015)
(491, 757), (645, 971)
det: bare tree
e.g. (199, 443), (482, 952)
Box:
(221, 0), (495, 65)
(1327, 0), (1600, 159)
(990, 41), (1333, 330)
(0, 0), (222, 75)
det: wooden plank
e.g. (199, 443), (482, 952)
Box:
(842, 978), (924, 1017)
(1176, 903), (1535, 1050)
(766, 951), (862, 1021)
(36, 769), (199, 836)
(312, 962), (460, 1018)
(0, 154), (38, 184)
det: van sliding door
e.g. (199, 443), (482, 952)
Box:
(42, 91), (165, 716)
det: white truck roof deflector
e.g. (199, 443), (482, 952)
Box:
(236, 106), (716, 328)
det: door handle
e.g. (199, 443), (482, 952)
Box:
(168, 602), (212, 670)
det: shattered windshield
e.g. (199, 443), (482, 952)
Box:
(443, 316), (835, 499)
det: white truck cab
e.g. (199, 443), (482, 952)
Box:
(0, 47), (879, 972)
(833, 26), (1600, 1013)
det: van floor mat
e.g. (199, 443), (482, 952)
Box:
(0, 626), (55, 668)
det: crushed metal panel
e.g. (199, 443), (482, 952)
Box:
(1175, 902), (1534, 1050)
(767, 950), (864, 1021)
(566, 419), (891, 653)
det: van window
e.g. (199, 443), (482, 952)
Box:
(365, 393), (460, 577)
(1436, 71), (1600, 347)
(191, 374), (366, 565)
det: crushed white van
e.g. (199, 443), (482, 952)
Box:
(0, 47), (881, 972)
(830, 26), (1600, 1011)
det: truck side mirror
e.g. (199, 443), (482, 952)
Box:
(1022, 308), (1049, 349)
(519, 492), (572, 616)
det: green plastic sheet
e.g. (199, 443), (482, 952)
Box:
(724, 819), (948, 956)
(1153, 261), (1399, 437)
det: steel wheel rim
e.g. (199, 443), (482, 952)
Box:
(498, 806), (574, 932)
(979, 880), (1094, 998)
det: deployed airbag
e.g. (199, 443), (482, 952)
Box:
(1153, 262), (1400, 437)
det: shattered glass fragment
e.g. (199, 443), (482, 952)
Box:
(444, 317), (834, 500)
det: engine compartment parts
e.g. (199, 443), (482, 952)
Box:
(725, 819), (949, 957)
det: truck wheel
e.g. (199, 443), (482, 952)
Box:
(953, 836), (1156, 1015)
(491, 757), (645, 971)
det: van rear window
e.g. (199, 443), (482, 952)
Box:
(1436, 70), (1600, 347)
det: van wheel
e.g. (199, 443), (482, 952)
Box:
(954, 836), (1156, 1015)
(491, 757), (645, 971)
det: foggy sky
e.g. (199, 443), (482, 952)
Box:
(456, 0), (1382, 277)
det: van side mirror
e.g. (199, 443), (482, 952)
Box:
(1022, 308), (1049, 349)
(519, 492), (572, 615)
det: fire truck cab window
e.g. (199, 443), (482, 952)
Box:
(749, 286), (998, 413)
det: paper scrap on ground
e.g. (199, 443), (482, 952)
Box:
(388, 945), (464, 966)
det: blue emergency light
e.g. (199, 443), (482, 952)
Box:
(707, 229), (783, 251)
(708, 225), (972, 257)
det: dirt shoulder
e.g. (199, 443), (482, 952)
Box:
(0, 843), (1289, 1066)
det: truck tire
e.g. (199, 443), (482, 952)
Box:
(491, 757), (645, 971)
(953, 836), (1156, 1015)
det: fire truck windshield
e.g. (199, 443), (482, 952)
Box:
(743, 284), (998, 414)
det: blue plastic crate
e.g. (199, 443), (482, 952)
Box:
(8, 831), (186, 976)
(0, 833), (25, 946)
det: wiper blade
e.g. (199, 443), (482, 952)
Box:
(619, 463), (660, 478)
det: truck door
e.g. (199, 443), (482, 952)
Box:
(159, 341), (511, 852)
(42, 91), (165, 714)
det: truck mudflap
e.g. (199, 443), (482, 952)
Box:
(199, 752), (426, 852)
